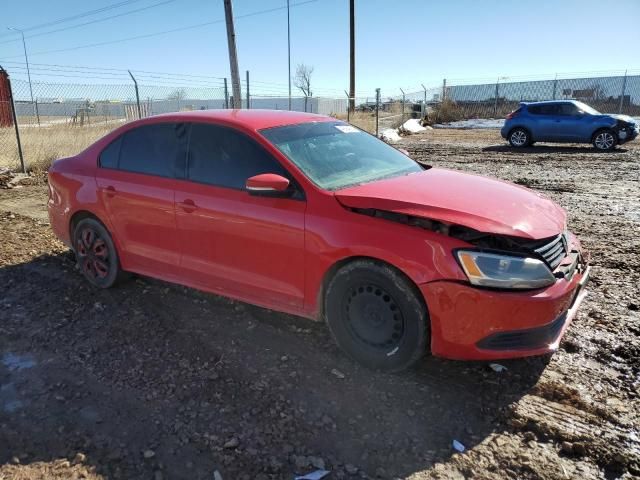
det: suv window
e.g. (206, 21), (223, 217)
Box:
(187, 123), (288, 189)
(557, 103), (579, 115)
(528, 104), (558, 115)
(118, 123), (187, 178)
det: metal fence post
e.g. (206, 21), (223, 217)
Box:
(344, 90), (350, 122)
(375, 87), (380, 136)
(400, 88), (405, 124)
(128, 70), (142, 119)
(619, 70), (627, 114)
(442, 78), (446, 102)
(552, 74), (557, 100)
(224, 78), (229, 109)
(493, 78), (500, 117)
(1, 66), (26, 173)
(34, 98), (40, 126)
(246, 70), (250, 109)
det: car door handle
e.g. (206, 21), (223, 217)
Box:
(177, 199), (197, 212)
(99, 185), (116, 198)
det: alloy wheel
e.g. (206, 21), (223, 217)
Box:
(594, 132), (615, 150)
(75, 227), (111, 281)
(510, 130), (528, 147)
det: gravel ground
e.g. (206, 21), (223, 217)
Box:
(0, 129), (638, 480)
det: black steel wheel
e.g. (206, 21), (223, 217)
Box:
(324, 260), (429, 371)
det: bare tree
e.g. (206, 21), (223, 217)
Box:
(294, 64), (313, 112)
(167, 88), (186, 101)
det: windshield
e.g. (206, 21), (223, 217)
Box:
(260, 121), (423, 190)
(575, 101), (600, 115)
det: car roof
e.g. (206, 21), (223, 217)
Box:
(521, 100), (579, 106)
(139, 109), (335, 130)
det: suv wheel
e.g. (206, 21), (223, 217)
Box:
(508, 128), (531, 147)
(593, 129), (617, 151)
(324, 260), (429, 372)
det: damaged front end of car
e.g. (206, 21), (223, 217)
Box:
(349, 207), (588, 286)
(612, 115), (639, 144)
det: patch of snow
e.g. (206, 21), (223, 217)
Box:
(380, 128), (401, 143)
(400, 118), (427, 134)
(434, 118), (504, 129)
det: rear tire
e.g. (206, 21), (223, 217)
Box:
(592, 128), (617, 151)
(508, 127), (531, 147)
(324, 260), (429, 372)
(72, 218), (125, 288)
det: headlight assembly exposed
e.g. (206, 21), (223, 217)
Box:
(456, 250), (556, 290)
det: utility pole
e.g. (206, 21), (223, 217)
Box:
(223, 0), (241, 108)
(348, 0), (355, 113)
(287, 0), (292, 110)
(8, 27), (39, 125)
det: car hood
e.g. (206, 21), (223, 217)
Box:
(334, 168), (566, 240)
(609, 114), (636, 124)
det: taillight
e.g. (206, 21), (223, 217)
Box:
(506, 111), (519, 120)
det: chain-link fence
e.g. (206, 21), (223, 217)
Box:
(397, 73), (640, 123)
(2, 68), (639, 172)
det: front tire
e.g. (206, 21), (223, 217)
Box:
(73, 218), (124, 288)
(508, 127), (531, 147)
(592, 129), (617, 151)
(324, 260), (429, 372)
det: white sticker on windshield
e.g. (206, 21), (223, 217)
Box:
(335, 125), (359, 133)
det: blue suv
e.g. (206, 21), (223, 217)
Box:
(501, 100), (638, 151)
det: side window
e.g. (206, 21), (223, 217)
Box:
(188, 123), (288, 189)
(538, 105), (557, 115)
(119, 123), (187, 178)
(558, 103), (578, 115)
(99, 136), (121, 169)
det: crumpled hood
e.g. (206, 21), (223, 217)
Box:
(334, 168), (566, 239)
(609, 114), (636, 124)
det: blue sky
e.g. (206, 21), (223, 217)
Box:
(2, 0), (639, 97)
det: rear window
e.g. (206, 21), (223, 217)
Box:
(528, 104), (556, 115)
(118, 123), (187, 178)
(99, 137), (121, 169)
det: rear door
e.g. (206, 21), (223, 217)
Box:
(174, 122), (306, 309)
(96, 122), (187, 274)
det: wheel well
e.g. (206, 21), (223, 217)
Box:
(591, 127), (613, 142)
(316, 256), (426, 321)
(68, 210), (106, 243)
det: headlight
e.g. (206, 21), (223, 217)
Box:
(456, 250), (556, 289)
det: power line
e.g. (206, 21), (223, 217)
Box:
(2, 0), (318, 59)
(0, 0), (179, 46)
(1, 0), (147, 36)
(0, 60), (228, 80)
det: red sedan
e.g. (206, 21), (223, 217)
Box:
(48, 110), (590, 371)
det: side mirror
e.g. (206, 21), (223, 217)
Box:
(246, 173), (291, 197)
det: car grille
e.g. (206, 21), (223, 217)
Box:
(533, 233), (568, 270)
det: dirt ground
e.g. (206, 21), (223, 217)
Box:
(0, 129), (638, 480)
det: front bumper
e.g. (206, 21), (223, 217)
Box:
(420, 264), (590, 361)
(617, 124), (639, 144)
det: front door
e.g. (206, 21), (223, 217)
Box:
(175, 122), (306, 309)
